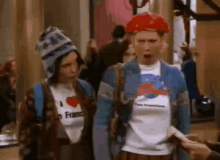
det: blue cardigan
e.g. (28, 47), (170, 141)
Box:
(93, 59), (190, 160)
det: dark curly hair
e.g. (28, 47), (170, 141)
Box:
(112, 25), (126, 39)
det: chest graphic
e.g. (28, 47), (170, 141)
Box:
(137, 74), (168, 99)
(66, 96), (78, 108)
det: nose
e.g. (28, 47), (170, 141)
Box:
(143, 42), (150, 51)
(71, 64), (77, 73)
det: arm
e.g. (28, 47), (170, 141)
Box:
(182, 141), (212, 160)
(182, 61), (200, 99)
(93, 67), (116, 160)
(17, 89), (38, 160)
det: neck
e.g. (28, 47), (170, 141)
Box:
(138, 58), (159, 66)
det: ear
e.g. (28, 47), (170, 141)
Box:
(159, 40), (168, 53)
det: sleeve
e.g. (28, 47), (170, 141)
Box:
(207, 151), (220, 160)
(175, 69), (191, 160)
(175, 69), (190, 134)
(93, 66), (116, 160)
(182, 61), (200, 99)
(17, 89), (38, 160)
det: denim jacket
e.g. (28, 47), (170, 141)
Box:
(93, 59), (190, 160)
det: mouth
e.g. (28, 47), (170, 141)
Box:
(69, 76), (76, 79)
(144, 55), (153, 59)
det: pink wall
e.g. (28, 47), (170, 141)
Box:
(94, 0), (133, 47)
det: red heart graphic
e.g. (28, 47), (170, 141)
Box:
(66, 96), (78, 108)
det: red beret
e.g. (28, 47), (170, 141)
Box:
(125, 12), (169, 34)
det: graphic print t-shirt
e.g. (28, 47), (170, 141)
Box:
(49, 84), (84, 143)
(122, 60), (173, 155)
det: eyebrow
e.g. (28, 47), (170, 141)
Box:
(61, 62), (72, 67)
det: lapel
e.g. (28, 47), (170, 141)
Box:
(124, 59), (141, 100)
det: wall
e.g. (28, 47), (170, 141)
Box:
(80, 0), (90, 59)
(44, 0), (89, 59)
(13, 0), (44, 104)
(0, 0), (13, 64)
(94, 0), (132, 47)
(196, 0), (220, 98)
(150, 0), (174, 64)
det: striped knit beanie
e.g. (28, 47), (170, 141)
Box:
(36, 26), (78, 79)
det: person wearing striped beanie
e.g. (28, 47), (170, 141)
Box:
(18, 26), (96, 160)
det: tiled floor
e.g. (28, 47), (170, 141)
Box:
(0, 121), (218, 160)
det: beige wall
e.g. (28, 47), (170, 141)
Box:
(80, 0), (90, 59)
(196, 1), (220, 98)
(44, 0), (90, 58)
(0, 0), (14, 64)
(151, 0), (174, 64)
(44, 0), (81, 51)
(13, 0), (44, 104)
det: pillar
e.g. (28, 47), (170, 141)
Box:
(13, 0), (44, 106)
(196, 1), (220, 98)
(196, 0), (220, 126)
(0, 0), (14, 64)
(150, 0), (174, 64)
(44, 0), (90, 59)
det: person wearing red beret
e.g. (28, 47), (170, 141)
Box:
(93, 12), (190, 160)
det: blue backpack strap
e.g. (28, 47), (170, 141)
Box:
(33, 83), (44, 121)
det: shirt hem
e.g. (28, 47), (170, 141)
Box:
(122, 146), (173, 156)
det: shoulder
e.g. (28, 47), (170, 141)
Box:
(162, 61), (185, 80)
(77, 79), (95, 97)
(101, 65), (116, 87)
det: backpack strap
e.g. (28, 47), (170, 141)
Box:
(110, 63), (124, 141)
(113, 63), (124, 102)
(33, 83), (44, 122)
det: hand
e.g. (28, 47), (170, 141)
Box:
(204, 140), (220, 152)
(186, 134), (204, 143)
(182, 141), (212, 160)
(180, 42), (189, 52)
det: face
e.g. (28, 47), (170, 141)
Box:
(123, 46), (137, 63)
(90, 39), (97, 49)
(10, 61), (16, 76)
(58, 52), (78, 84)
(132, 31), (165, 65)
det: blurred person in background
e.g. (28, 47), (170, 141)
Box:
(123, 44), (137, 63)
(79, 39), (99, 91)
(180, 42), (200, 115)
(0, 56), (16, 131)
(18, 27), (97, 160)
(93, 25), (130, 95)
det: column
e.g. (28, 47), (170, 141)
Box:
(0, 0), (14, 64)
(12, 0), (44, 105)
(196, 0), (220, 125)
(44, 0), (90, 59)
(150, 0), (174, 64)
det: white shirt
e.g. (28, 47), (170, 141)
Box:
(49, 83), (84, 143)
(122, 60), (173, 155)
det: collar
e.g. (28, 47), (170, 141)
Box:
(127, 58), (169, 80)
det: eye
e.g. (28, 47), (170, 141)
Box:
(61, 63), (71, 68)
(148, 40), (157, 43)
(138, 39), (145, 43)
